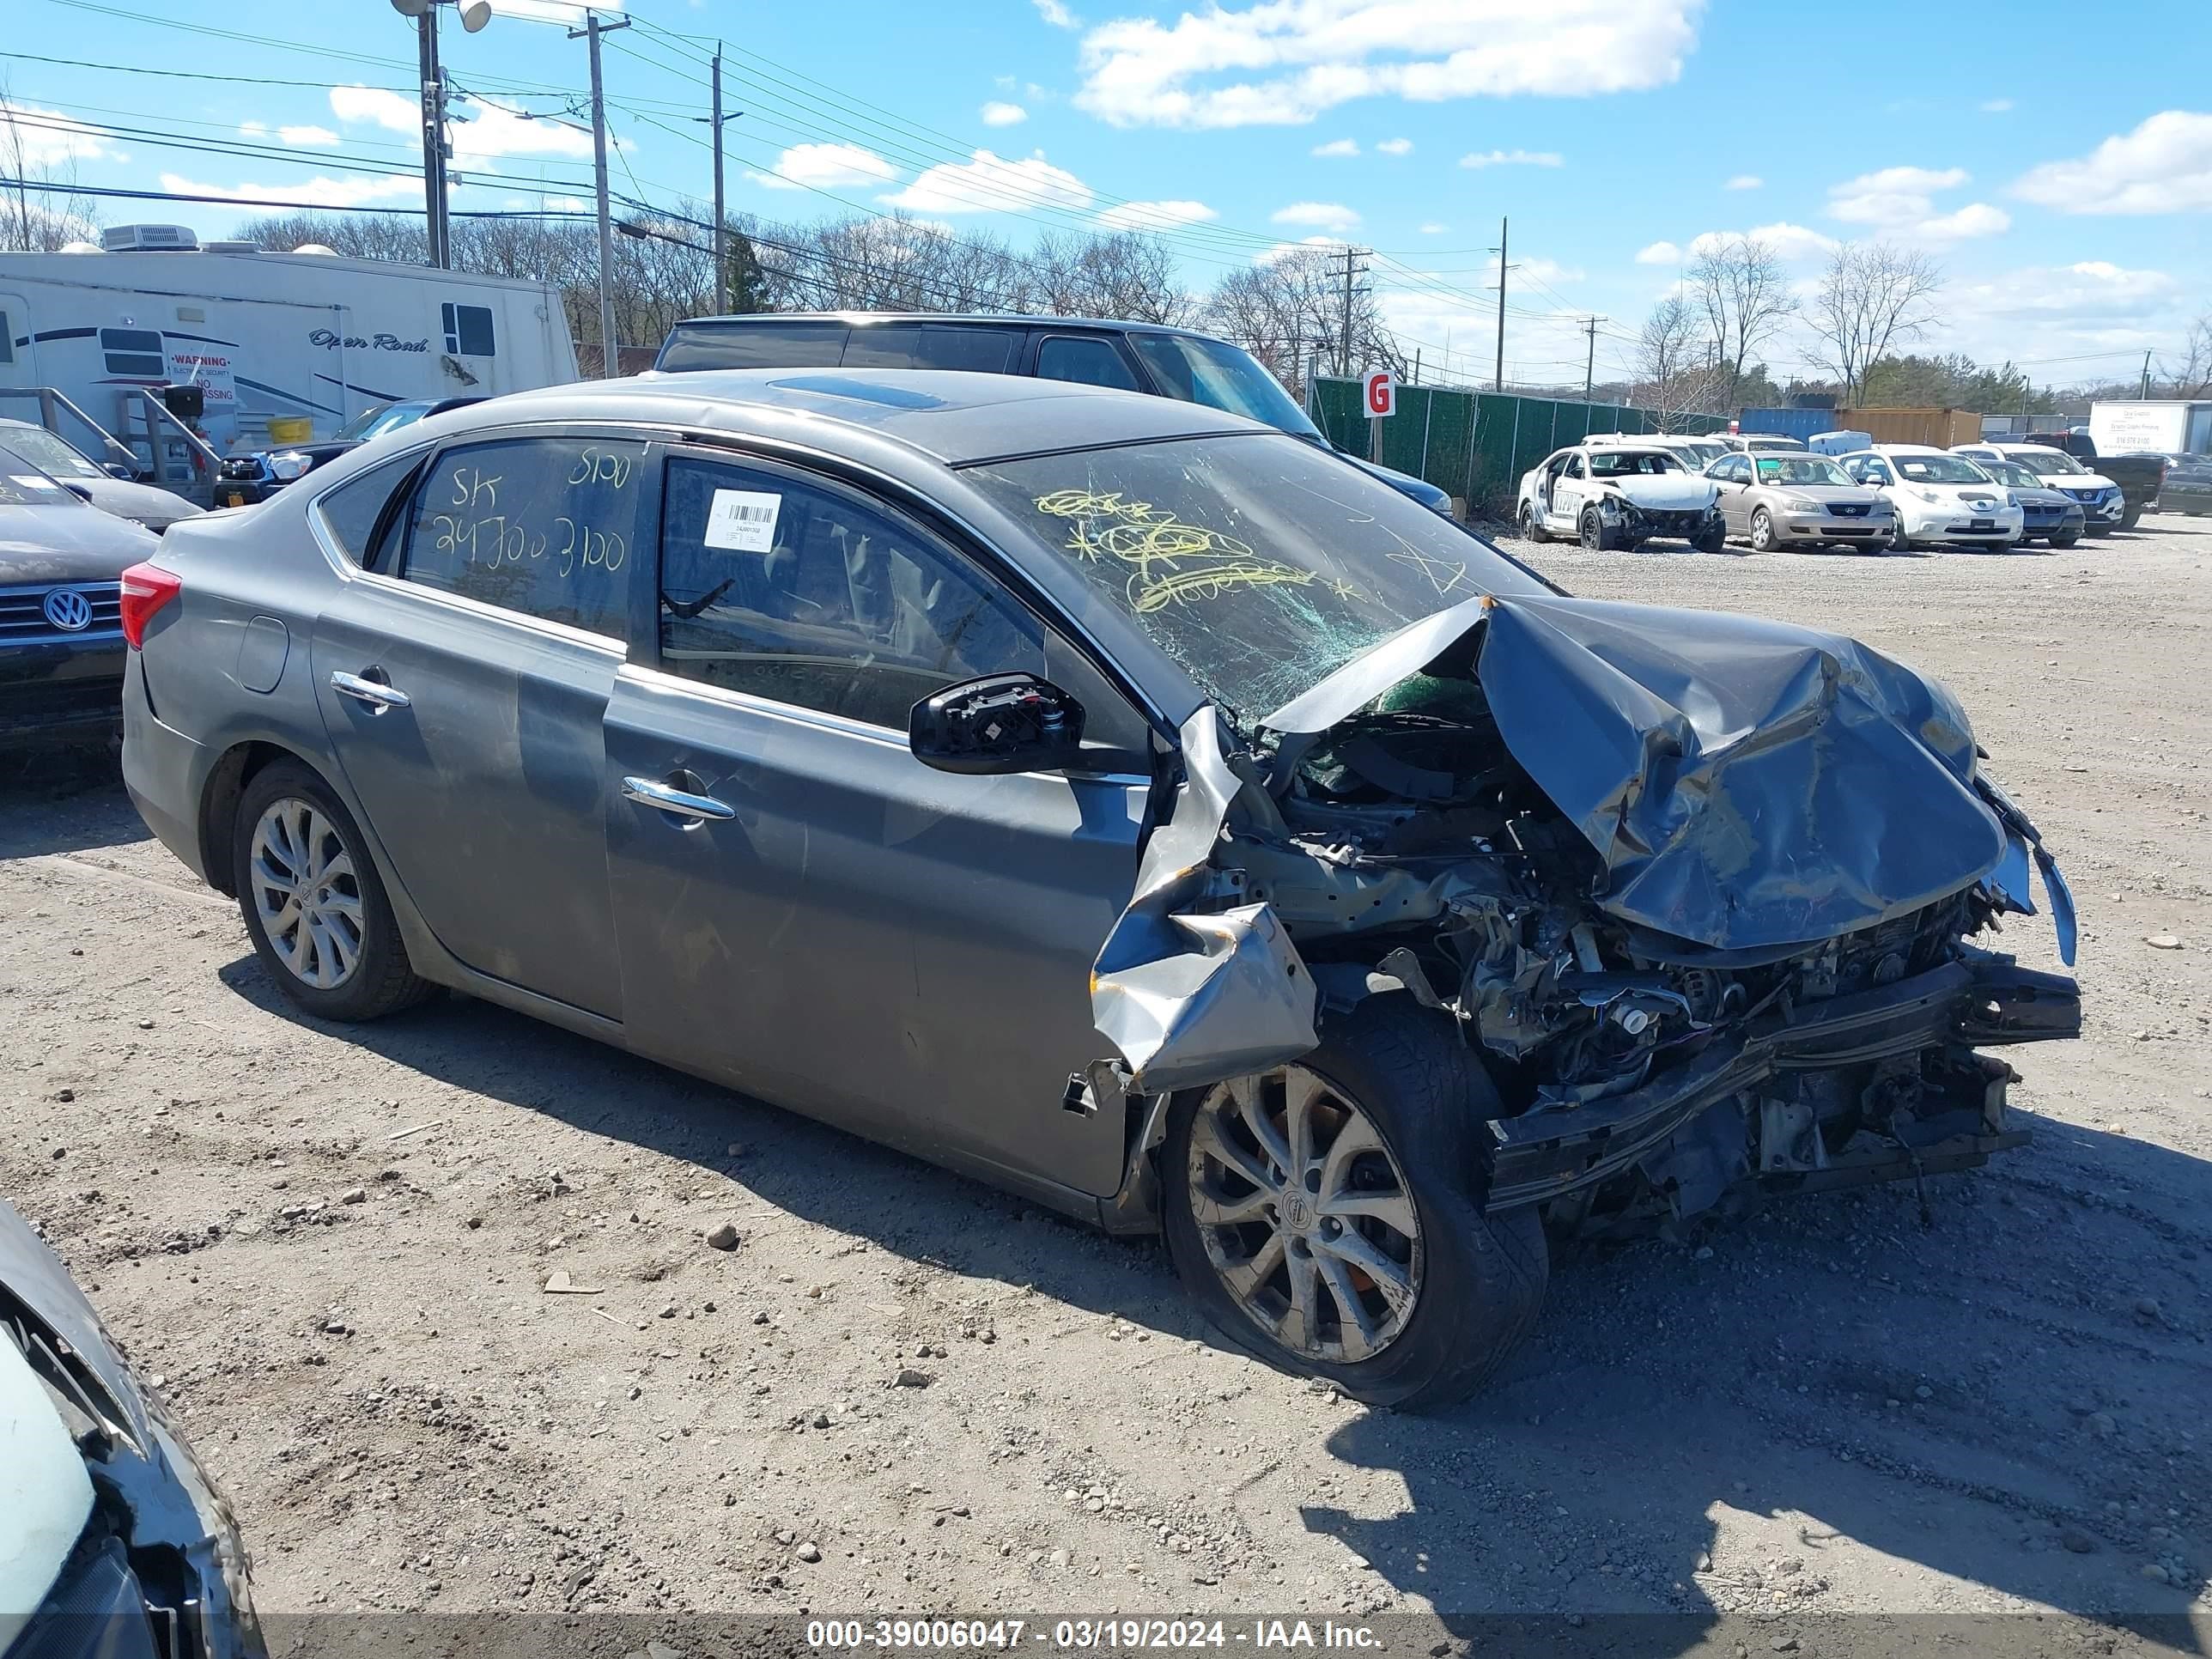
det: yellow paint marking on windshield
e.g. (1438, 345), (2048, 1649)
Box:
(1031, 488), (1357, 613)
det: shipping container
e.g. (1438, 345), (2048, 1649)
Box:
(1735, 406), (1835, 442)
(2088, 400), (2212, 457)
(1838, 407), (1982, 448)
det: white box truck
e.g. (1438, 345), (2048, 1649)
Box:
(2087, 400), (2212, 458)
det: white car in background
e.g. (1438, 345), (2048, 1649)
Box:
(1517, 442), (1726, 550)
(1583, 431), (1731, 472)
(1838, 446), (2024, 550)
(1948, 441), (2126, 536)
(1715, 434), (1808, 454)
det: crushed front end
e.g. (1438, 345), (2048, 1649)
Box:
(1096, 592), (2081, 1234)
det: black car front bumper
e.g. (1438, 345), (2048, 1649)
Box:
(1485, 952), (2079, 1211)
(2, 634), (127, 743)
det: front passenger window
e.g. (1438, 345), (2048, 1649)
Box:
(398, 435), (647, 640)
(1036, 336), (1141, 391)
(657, 458), (1046, 731)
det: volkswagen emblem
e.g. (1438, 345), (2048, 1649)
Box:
(42, 588), (93, 633)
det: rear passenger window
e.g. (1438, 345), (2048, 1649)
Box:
(314, 452), (425, 567)
(657, 457), (1044, 730)
(398, 435), (647, 641)
(657, 319), (848, 372)
(842, 325), (1016, 374)
(1036, 336), (1140, 391)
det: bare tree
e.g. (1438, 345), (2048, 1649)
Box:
(1028, 231), (1198, 325)
(2162, 312), (2212, 398)
(1689, 234), (1796, 406)
(1, 84), (100, 251)
(1807, 241), (1943, 404)
(1200, 246), (1399, 399)
(1632, 292), (1729, 429)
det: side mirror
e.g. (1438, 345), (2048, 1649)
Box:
(104, 462), (137, 480)
(909, 672), (1086, 776)
(64, 483), (94, 502)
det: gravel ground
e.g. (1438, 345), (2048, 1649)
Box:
(3, 514), (2209, 1653)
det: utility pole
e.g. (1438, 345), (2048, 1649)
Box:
(2142, 349), (2154, 398)
(1582, 315), (1605, 399)
(1339, 244), (1358, 379)
(416, 10), (448, 268)
(1491, 216), (1510, 392)
(572, 9), (631, 378)
(695, 47), (743, 314)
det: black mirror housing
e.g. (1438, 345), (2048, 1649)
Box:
(909, 672), (1087, 776)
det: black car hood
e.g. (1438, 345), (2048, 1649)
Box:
(0, 506), (159, 584)
(1267, 593), (2008, 953)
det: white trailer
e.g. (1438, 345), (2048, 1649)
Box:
(2087, 400), (2212, 457)
(0, 225), (577, 488)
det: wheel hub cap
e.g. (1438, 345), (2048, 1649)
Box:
(1187, 1065), (1423, 1365)
(248, 797), (365, 991)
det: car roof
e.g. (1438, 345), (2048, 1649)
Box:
(1873, 443), (1949, 455)
(671, 310), (1217, 341)
(443, 367), (1256, 466)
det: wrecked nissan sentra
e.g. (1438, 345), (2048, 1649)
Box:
(118, 369), (2080, 1410)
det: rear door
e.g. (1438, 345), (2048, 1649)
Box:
(309, 425), (659, 1018)
(601, 446), (1149, 1197)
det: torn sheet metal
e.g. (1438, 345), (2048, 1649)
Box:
(1263, 592), (2025, 956)
(1091, 708), (1319, 1095)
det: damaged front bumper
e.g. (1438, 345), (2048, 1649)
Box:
(1484, 951), (2079, 1212)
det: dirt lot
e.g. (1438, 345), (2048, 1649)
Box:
(3, 514), (2209, 1652)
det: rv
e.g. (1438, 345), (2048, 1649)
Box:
(0, 224), (577, 493)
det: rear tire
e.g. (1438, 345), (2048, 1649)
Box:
(232, 759), (430, 1022)
(1161, 996), (1549, 1410)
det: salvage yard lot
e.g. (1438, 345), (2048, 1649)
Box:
(3, 517), (2209, 1644)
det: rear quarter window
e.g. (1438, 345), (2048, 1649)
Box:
(842, 325), (1018, 374)
(656, 320), (849, 372)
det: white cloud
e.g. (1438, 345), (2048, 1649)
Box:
(1940, 260), (2188, 368)
(2012, 112), (2212, 215)
(882, 148), (1092, 213)
(1518, 256), (1585, 284)
(1634, 239), (1682, 264)
(1311, 137), (1360, 157)
(1270, 200), (1361, 231)
(1073, 0), (1702, 129)
(1094, 198), (1218, 230)
(0, 100), (123, 167)
(1255, 235), (1348, 265)
(158, 169), (420, 210)
(1418, 221), (1449, 234)
(1824, 164), (2007, 242)
(746, 141), (900, 191)
(1460, 148), (1561, 169)
(1724, 173), (1760, 190)
(240, 121), (341, 148)
(1376, 137), (1413, 155)
(1661, 222), (1838, 262)
(329, 85), (596, 167)
(981, 101), (1029, 127)
(1033, 0), (1078, 26)
(1980, 98), (2013, 114)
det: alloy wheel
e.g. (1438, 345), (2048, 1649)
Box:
(1751, 507), (1774, 551)
(248, 797), (365, 990)
(1185, 1065), (1423, 1364)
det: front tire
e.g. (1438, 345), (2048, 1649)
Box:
(1161, 997), (1549, 1410)
(1578, 507), (1616, 551)
(1748, 507), (1777, 552)
(232, 759), (429, 1022)
(2051, 530), (2081, 548)
(2121, 504), (2144, 531)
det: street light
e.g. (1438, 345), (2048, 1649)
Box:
(390, 0), (493, 268)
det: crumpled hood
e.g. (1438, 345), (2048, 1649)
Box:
(1267, 593), (2008, 953)
(1606, 474), (1717, 511)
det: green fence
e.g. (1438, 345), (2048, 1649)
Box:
(1310, 379), (1729, 517)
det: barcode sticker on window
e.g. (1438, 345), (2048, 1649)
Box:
(702, 488), (782, 552)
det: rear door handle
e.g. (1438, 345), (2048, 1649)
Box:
(331, 670), (410, 711)
(622, 775), (735, 822)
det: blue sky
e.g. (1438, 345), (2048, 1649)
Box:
(7, 0), (2209, 388)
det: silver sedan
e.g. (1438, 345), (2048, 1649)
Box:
(1705, 451), (1896, 551)
(113, 370), (2077, 1407)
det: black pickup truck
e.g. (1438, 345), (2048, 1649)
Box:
(2020, 430), (2166, 529)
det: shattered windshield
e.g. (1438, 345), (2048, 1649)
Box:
(967, 433), (1549, 722)
(1589, 450), (1680, 477)
(0, 426), (103, 479)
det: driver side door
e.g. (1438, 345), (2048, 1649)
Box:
(599, 448), (1151, 1200)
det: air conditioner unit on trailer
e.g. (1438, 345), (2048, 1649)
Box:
(100, 224), (202, 252)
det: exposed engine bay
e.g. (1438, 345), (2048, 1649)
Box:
(1092, 592), (2082, 1234)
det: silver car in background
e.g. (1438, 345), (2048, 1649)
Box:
(1704, 451), (1896, 552)
(114, 370), (2080, 1407)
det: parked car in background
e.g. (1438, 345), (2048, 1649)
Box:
(215, 397), (486, 507)
(1951, 441), (2129, 535)
(1703, 450), (1894, 552)
(1714, 433), (1808, 454)
(1583, 431), (1729, 471)
(652, 312), (1457, 519)
(0, 420), (204, 534)
(116, 368), (2078, 1407)
(1973, 458), (2085, 548)
(1, 458), (157, 744)
(1517, 442), (1726, 550)
(0, 1197), (265, 1659)
(1838, 446), (2023, 550)
(1807, 429), (1874, 456)
(2152, 451), (2212, 516)
(2002, 431), (2160, 528)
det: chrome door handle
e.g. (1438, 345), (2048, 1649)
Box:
(330, 670), (410, 710)
(622, 775), (735, 822)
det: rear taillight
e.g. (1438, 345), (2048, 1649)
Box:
(118, 562), (183, 648)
